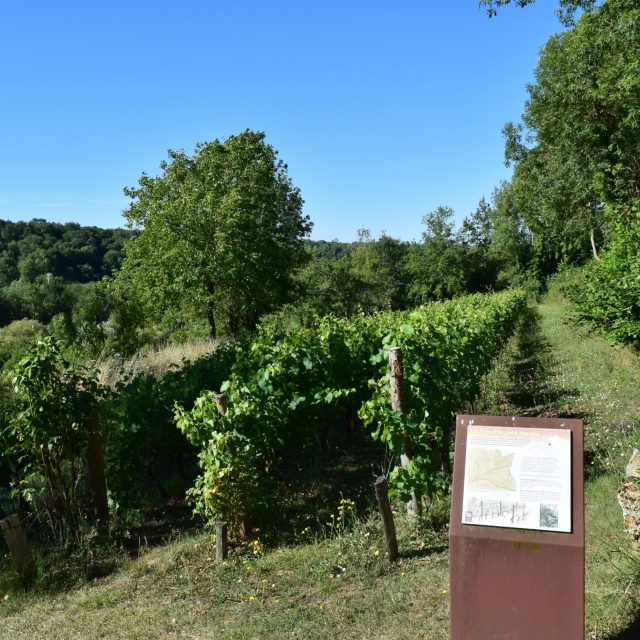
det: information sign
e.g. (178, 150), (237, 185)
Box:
(462, 424), (572, 532)
(449, 415), (584, 640)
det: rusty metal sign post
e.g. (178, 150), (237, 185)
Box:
(449, 414), (584, 640)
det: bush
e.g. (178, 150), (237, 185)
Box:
(5, 336), (100, 546)
(567, 204), (640, 345)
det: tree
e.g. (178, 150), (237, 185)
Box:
(351, 229), (411, 312)
(479, 0), (597, 26)
(116, 131), (312, 339)
(406, 206), (468, 303)
(504, 0), (640, 269)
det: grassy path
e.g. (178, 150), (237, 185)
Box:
(540, 293), (640, 639)
(478, 292), (640, 638)
(1, 293), (639, 639)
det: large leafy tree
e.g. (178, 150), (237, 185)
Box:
(116, 130), (312, 338)
(503, 0), (640, 268)
(406, 206), (468, 303)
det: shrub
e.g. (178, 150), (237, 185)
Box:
(567, 204), (640, 345)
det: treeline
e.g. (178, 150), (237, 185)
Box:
(299, 194), (531, 319)
(496, 0), (640, 344)
(2, 0), (639, 350)
(0, 219), (132, 327)
(0, 188), (532, 359)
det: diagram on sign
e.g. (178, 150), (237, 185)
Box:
(462, 425), (572, 532)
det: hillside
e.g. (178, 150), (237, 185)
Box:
(0, 291), (638, 639)
(0, 219), (133, 327)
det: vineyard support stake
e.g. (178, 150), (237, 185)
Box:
(216, 521), (228, 563)
(389, 347), (421, 517)
(1, 514), (35, 585)
(374, 476), (399, 561)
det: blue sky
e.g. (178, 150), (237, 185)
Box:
(0, 0), (563, 241)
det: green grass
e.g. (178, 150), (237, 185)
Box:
(0, 511), (451, 640)
(1, 291), (639, 639)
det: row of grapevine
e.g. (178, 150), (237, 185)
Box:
(176, 289), (527, 528)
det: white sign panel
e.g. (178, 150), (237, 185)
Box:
(462, 424), (572, 532)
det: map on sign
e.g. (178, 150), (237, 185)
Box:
(466, 449), (517, 492)
(462, 424), (572, 532)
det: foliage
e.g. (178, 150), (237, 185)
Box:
(49, 279), (150, 359)
(298, 231), (411, 317)
(0, 319), (45, 370)
(176, 290), (526, 528)
(116, 130), (312, 339)
(5, 337), (100, 546)
(479, 0), (597, 26)
(102, 345), (237, 508)
(0, 219), (131, 327)
(298, 255), (371, 318)
(504, 0), (640, 269)
(359, 290), (526, 501)
(406, 206), (468, 303)
(565, 204), (640, 344)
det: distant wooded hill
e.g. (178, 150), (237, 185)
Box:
(0, 219), (135, 327)
(0, 219), (134, 286)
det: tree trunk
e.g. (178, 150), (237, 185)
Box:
(87, 409), (109, 532)
(590, 229), (600, 261)
(206, 301), (217, 341)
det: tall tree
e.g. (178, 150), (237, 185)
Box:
(116, 131), (312, 338)
(504, 0), (640, 269)
(406, 206), (467, 303)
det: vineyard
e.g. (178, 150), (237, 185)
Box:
(1, 289), (526, 553)
(176, 289), (527, 530)
(3, 287), (640, 639)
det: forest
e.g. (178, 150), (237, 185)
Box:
(0, 1), (639, 638)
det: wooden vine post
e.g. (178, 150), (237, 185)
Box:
(374, 477), (399, 561)
(214, 392), (250, 538)
(214, 393), (228, 417)
(87, 407), (109, 533)
(1, 514), (35, 584)
(389, 347), (421, 517)
(216, 521), (228, 563)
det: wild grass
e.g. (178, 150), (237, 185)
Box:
(0, 507), (451, 640)
(96, 338), (224, 387)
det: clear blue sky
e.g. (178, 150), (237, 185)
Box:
(0, 0), (564, 241)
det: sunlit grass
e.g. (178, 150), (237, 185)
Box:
(96, 338), (223, 386)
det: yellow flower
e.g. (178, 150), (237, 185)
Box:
(248, 595), (256, 601)
(373, 549), (380, 557)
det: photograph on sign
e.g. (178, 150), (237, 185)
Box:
(462, 424), (572, 532)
